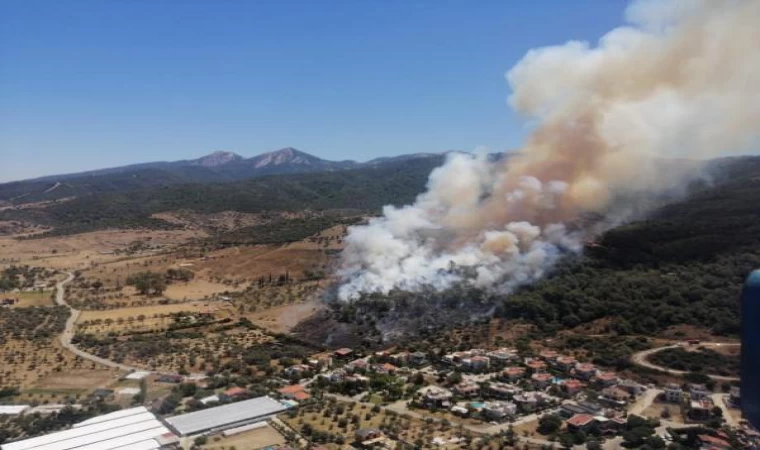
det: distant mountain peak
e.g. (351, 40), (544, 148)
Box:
(193, 151), (243, 167)
(249, 147), (325, 168)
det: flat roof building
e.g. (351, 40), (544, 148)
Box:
(164, 396), (288, 437)
(1, 406), (177, 450)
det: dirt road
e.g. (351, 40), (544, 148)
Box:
(631, 343), (740, 382)
(56, 271), (141, 372)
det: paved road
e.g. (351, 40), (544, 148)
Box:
(56, 271), (141, 372)
(631, 343), (740, 382)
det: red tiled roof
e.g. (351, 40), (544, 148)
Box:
(564, 379), (583, 388)
(567, 414), (596, 427)
(532, 373), (552, 381)
(279, 384), (306, 394)
(382, 363), (397, 371)
(504, 367), (526, 375)
(597, 372), (617, 380)
(293, 391), (311, 401)
(334, 348), (353, 355)
(576, 363), (596, 371)
(698, 435), (731, 448)
(223, 387), (247, 396)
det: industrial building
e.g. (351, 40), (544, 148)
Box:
(742, 269), (760, 430)
(164, 395), (288, 437)
(0, 406), (179, 450)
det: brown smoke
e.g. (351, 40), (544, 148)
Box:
(338, 0), (760, 300)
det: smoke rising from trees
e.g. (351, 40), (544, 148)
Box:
(338, 0), (760, 301)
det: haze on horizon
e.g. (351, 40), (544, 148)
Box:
(0, 1), (626, 182)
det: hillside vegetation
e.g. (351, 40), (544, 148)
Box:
(2, 157), (443, 236)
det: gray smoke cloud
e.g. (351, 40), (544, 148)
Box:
(338, 0), (760, 301)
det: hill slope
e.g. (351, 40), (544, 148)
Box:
(0, 148), (444, 205)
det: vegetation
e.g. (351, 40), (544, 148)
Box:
(650, 347), (740, 377)
(3, 157), (442, 236)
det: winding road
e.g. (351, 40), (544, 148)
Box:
(631, 342), (740, 382)
(55, 271), (141, 372)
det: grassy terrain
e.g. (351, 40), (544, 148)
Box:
(648, 347), (740, 377)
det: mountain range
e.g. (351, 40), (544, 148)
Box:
(0, 148), (448, 205)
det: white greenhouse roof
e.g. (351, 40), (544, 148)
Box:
(1, 406), (175, 450)
(124, 371), (151, 380)
(0, 405), (30, 415)
(165, 396), (287, 436)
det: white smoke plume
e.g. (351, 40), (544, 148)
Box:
(338, 0), (760, 301)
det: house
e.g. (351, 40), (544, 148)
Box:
(374, 363), (398, 374)
(513, 392), (548, 413)
(348, 359), (369, 372)
(390, 352), (409, 365)
(599, 416), (628, 433)
(482, 401), (517, 421)
(689, 383), (712, 401)
(334, 348), (354, 359)
(284, 364), (310, 377)
(487, 348), (518, 366)
(554, 356), (577, 372)
(688, 399), (713, 421)
(525, 359), (548, 373)
(539, 350), (559, 362)
(487, 382), (521, 399)
(462, 355), (490, 371)
(502, 366), (526, 381)
(424, 386), (453, 407)
(1, 297), (18, 306)
(355, 428), (384, 442)
(453, 381), (480, 398)
(566, 414), (597, 432)
(596, 372), (619, 387)
(157, 373), (184, 384)
(664, 383), (685, 403)
(221, 387), (248, 400)
(199, 395), (219, 405)
(601, 387), (632, 403)
(278, 384), (309, 401)
(560, 401), (603, 418)
(698, 434), (732, 450)
(618, 379), (645, 396)
(562, 379), (584, 395)
(574, 363), (597, 381)
(410, 351), (428, 366)
(531, 372), (553, 389)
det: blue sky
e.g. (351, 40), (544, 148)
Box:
(0, 0), (626, 182)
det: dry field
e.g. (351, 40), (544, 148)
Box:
(201, 425), (286, 450)
(246, 298), (323, 333)
(0, 229), (204, 270)
(12, 289), (55, 307)
(76, 302), (229, 334)
(282, 399), (470, 449)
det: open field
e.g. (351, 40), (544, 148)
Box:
(247, 298), (322, 333)
(12, 289), (55, 307)
(76, 302), (229, 334)
(0, 229), (205, 270)
(201, 425), (286, 450)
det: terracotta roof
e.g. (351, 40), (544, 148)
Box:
(334, 348), (353, 355)
(279, 384), (306, 394)
(504, 367), (526, 375)
(223, 387), (247, 396)
(564, 379), (584, 388)
(556, 356), (577, 364)
(576, 363), (596, 371)
(567, 414), (596, 427)
(532, 373), (553, 382)
(293, 391), (311, 401)
(698, 435), (731, 448)
(526, 360), (547, 369)
(597, 372), (618, 380)
(382, 363), (397, 371)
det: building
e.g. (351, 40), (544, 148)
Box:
(742, 270), (760, 430)
(513, 392), (549, 413)
(424, 387), (453, 407)
(554, 356), (577, 372)
(502, 366), (526, 381)
(355, 428), (384, 442)
(664, 383), (684, 403)
(165, 396), (288, 437)
(334, 348), (353, 359)
(157, 374), (184, 384)
(482, 401), (517, 421)
(278, 385), (310, 401)
(560, 401), (603, 418)
(487, 382), (520, 399)
(574, 363), (597, 381)
(595, 372), (618, 387)
(525, 359), (547, 373)
(462, 355), (490, 371)
(0, 405), (30, 416)
(453, 381), (480, 398)
(539, 350), (559, 362)
(689, 384), (711, 401)
(566, 414), (597, 432)
(531, 372), (553, 389)
(410, 351), (428, 366)
(562, 379), (584, 395)
(1, 406), (179, 450)
(729, 387), (741, 407)
(487, 348), (518, 366)
(221, 387), (248, 400)
(688, 399), (713, 421)
(617, 379), (645, 397)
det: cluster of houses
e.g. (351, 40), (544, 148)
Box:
(663, 382), (725, 421)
